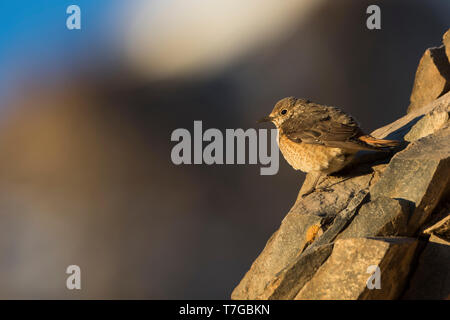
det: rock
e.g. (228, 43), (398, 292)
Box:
(293, 166), (374, 218)
(301, 188), (369, 256)
(372, 91), (450, 141)
(231, 166), (374, 300)
(407, 45), (450, 114)
(370, 125), (450, 234)
(233, 97), (450, 300)
(402, 235), (450, 300)
(294, 237), (419, 300)
(232, 33), (450, 300)
(444, 29), (450, 63)
(404, 109), (449, 142)
(231, 214), (322, 300)
(422, 202), (450, 241)
(338, 196), (411, 239)
(258, 243), (333, 300)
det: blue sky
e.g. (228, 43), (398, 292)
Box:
(0, 1), (124, 102)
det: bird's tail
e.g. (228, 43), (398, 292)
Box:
(358, 135), (400, 149)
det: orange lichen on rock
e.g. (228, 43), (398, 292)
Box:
(305, 224), (323, 244)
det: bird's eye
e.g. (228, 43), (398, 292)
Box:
(281, 109), (287, 115)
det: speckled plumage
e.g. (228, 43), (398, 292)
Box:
(278, 134), (354, 174)
(259, 97), (399, 194)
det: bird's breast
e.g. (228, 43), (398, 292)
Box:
(278, 135), (354, 174)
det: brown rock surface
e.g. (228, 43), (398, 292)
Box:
(444, 29), (450, 63)
(407, 45), (450, 114)
(370, 125), (450, 234)
(403, 235), (450, 300)
(422, 200), (450, 241)
(232, 31), (450, 300)
(258, 243), (333, 300)
(338, 196), (411, 239)
(404, 109), (448, 142)
(372, 91), (450, 140)
(295, 237), (418, 300)
(231, 165), (374, 299)
(231, 214), (322, 299)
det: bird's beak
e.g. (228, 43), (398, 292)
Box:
(257, 115), (272, 124)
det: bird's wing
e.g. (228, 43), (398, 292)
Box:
(281, 106), (374, 150)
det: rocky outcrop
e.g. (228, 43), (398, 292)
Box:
(295, 237), (419, 300)
(403, 234), (450, 299)
(407, 32), (450, 113)
(445, 30), (450, 64)
(232, 29), (450, 300)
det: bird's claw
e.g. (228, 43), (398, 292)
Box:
(301, 188), (315, 198)
(317, 186), (334, 193)
(301, 186), (334, 198)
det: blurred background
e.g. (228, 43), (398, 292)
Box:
(0, 0), (448, 299)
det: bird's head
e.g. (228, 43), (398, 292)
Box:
(258, 97), (311, 127)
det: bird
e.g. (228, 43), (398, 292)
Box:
(258, 97), (399, 196)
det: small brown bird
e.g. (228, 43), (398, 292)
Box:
(259, 97), (399, 196)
